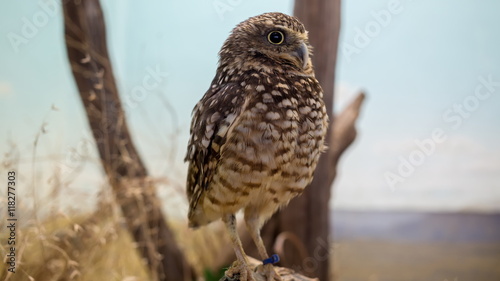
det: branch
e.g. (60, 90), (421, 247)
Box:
(219, 257), (318, 281)
(329, 92), (365, 175)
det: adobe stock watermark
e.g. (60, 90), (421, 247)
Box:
(7, 0), (67, 53)
(385, 75), (499, 190)
(291, 237), (336, 275)
(57, 130), (94, 179)
(123, 65), (169, 109)
(342, 0), (405, 63)
(213, 0), (244, 21)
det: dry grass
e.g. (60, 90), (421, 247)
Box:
(0, 206), (149, 281)
(0, 202), (232, 281)
(0, 118), (231, 281)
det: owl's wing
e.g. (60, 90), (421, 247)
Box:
(185, 82), (247, 211)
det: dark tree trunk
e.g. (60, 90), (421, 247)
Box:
(62, 1), (193, 280)
(258, 0), (353, 280)
(213, 2), (365, 280)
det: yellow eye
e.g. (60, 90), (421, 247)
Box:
(267, 31), (285, 45)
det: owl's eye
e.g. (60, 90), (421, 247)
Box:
(267, 31), (285, 45)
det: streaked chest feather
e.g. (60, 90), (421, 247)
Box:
(216, 73), (327, 187)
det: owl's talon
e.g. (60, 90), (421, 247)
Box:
(255, 264), (282, 281)
(225, 260), (256, 281)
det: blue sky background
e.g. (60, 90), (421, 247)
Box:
(1, 0), (499, 217)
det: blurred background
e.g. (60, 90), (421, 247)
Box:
(1, 0), (499, 280)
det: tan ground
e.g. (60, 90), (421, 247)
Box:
(332, 240), (500, 281)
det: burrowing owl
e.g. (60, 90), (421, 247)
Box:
(186, 12), (328, 281)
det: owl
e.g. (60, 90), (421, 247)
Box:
(185, 12), (328, 281)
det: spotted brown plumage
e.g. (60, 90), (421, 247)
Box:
(185, 12), (328, 281)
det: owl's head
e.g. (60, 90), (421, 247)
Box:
(219, 12), (312, 74)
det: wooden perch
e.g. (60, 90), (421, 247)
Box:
(219, 257), (318, 281)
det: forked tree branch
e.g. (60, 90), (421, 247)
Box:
(62, 1), (193, 280)
(328, 92), (366, 184)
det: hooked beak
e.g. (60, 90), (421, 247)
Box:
(292, 42), (309, 70)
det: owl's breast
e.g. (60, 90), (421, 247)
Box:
(198, 75), (327, 219)
(222, 75), (327, 188)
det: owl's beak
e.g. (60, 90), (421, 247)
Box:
(292, 42), (310, 70)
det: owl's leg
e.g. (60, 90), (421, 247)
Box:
(244, 215), (268, 260)
(245, 214), (282, 281)
(223, 214), (255, 281)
